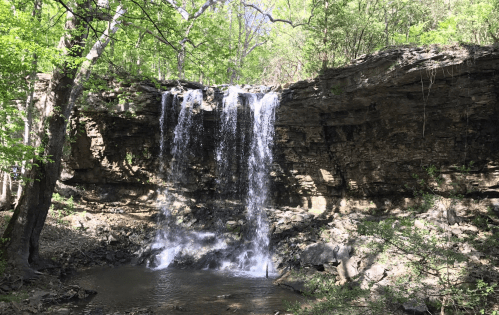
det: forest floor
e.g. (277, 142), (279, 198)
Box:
(0, 196), (498, 314)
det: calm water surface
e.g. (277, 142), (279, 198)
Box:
(70, 265), (304, 314)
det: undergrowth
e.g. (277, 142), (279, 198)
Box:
(49, 193), (75, 225)
(288, 164), (499, 315)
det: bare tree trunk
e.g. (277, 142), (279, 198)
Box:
(17, 0), (42, 202)
(2, 3), (126, 276)
(177, 44), (186, 79)
(321, 1), (329, 72)
(1, 1), (125, 277)
(0, 171), (12, 210)
(177, 23), (193, 80)
(108, 38), (115, 72)
(384, 7), (389, 47)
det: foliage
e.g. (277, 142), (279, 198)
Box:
(50, 193), (75, 219)
(0, 0), (51, 173)
(126, 152), (134, 165)
(0, 215), (10, 275)
(406, 162), (476, 213)
(0, 291), (28, 303)
(289, 216), (498, 314)
(2, 0), (498, 103)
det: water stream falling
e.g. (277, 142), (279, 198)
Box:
(70, 87), (295, 314)
(159, 92), (169, 160)
(214, 86), (244, 233)
(151, 89), (224, 270)
(151, 86), (279, 277)
(237, 92), (278, 275)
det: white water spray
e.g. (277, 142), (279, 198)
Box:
(151, 89), (210, 269)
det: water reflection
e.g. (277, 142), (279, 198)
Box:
(71, 266), (303, 314)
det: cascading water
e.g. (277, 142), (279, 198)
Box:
(159, 92), (169, 160)
(170, 89), (204, 184)
(237, 92), (279, 275)
(150, 86), (279, 277)
(150, 89), (228, 269)
(158, 92), (170, 173)
(214, 86), (244, 233)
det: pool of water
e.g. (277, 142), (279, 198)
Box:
(69, 266), (304, 314)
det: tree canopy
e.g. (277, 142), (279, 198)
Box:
(0, 0), (497, 183)
(0, 0), (497, 191)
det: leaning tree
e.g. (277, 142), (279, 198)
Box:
(1, 0), (220, 277)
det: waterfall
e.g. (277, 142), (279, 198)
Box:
(214, 86), (244, 233)
(238, 92), (279, 275)
(150, 86), (279, 277)
(159, 92), (170, 173)
(171, 89), (204, 186)
(159, 92), (169, 159)
(151, 89), (224, 269)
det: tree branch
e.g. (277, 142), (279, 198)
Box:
(163, 0), (219, 20)
(242, 40), (267, 58)
(241, 1), (317, 28)
(53, 0), (101, 38)
(67, 5), (127, 117)
(128, 0), (176, 51)
(122, 21), (178, 52)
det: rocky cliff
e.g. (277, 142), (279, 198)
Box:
(58, 44), (499, 231)
(274, 45), (499, 212)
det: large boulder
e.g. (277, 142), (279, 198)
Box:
(301, 242), (352, 266)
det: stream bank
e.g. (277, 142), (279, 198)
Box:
(1, 193), (498, 314)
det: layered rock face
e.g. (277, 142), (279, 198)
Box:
(274, 45), (499, 212)
(60, 45), (499, 216)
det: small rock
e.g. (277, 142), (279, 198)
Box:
(323, 263), (338, 275)
(105, 252), (115, 261)
(337, 258), (359, 282)
(365, 264), (386, 282)
(402, 299), (428, 314)
(107, 234), (118, 244)
(445, 208), (460, 225)
(52, 307), (71, 315)
(301, 243), (352, 266)
(414, 220), (426, 230)
(451, 228), (462, 236)
(291, 214), (304, 222)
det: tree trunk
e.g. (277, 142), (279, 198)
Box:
(0, 171), (12, 210)
(321, 1), (329, 72)
(1, 1), (91, 276)
(1, 3), (127, 276)
(17, 0), (42, 202)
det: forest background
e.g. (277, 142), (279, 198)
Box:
(0, 0), (498, 273)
